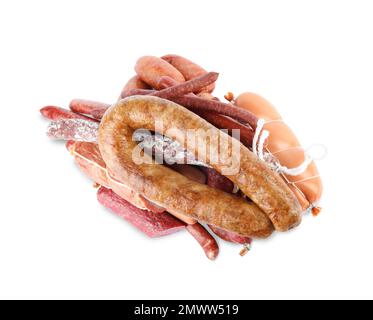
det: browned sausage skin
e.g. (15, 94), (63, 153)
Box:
(98, 96), (302, 236)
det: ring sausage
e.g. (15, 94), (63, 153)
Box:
(98, 96), (302, 236)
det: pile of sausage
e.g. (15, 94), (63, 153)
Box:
(40, 54), (323, 260)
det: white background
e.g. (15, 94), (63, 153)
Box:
(0, 0), (372, 300)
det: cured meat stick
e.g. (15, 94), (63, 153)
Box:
(161, 54), (215, 93)
(208, 225), (252, 245)
(200, 167), (234, 193)
(194, 111), (254, 148)
(40, 106), (97, 122)
(186, 223), (219, 260)
(173, 95), (258, 130)
(120, 73), (215, 100)
(197, 92), (220, 101)
(121, 89), (154, 99)
(97, 186), (186, 238)
(151, 72), (218, 99)
(69, 99), (110, 119)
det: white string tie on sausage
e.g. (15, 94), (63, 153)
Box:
(252, 119), (327, 212)
(253, 118), (314, 176)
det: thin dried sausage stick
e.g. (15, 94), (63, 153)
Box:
(197, 92), (220, 101)
(40, 106), (97, 122)
(69, 99), (110, 120)
(97, 186), (186, 238)
(186, 223), (219, 260)
(151, 72), (219, 99)
(161, 54), (215, 93)
(208, 225), (251, 245)
(158, 76), (219, 100)
(121, 74), (217, 101)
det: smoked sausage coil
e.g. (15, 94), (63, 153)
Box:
(40, 106), (97, 122)
(151, 72), (218, 100)
(98, 96), (302, 236)
(208, 225), (251, 245)
(97, 186), (185, 238)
